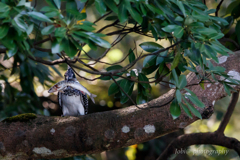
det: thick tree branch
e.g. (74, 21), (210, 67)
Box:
(157, 132), (240, 160)
(1, 51), (240, 159)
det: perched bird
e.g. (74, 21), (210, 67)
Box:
(57, 66), (89, 116)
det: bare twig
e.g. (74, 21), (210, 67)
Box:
(217, 91), (239, 133)
(215, 0), (224, 17)
(94, 11), (113, 24)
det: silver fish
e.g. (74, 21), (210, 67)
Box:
(48, 80), (97, 103)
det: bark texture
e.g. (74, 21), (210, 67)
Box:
(0, 51), (240, 159)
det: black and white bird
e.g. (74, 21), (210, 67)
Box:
(58, 66), (88, 116)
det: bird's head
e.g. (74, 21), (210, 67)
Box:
(64, 66), (76, 81)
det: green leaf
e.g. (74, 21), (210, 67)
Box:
(171, 50), (181, 70)
(170, 99), (181, 120)
(138, 73), (150, 89)
(158, 63), (169, 77)
(0, 24), (8, 39)
(12, 16), (28, 32)
(223, 83), (232, 96)
(136, 93), (147, 105)
(51, 39), (61, 54)
(139, 42), (163, 52)
(108, 80), (122, 96)
(106, 65), (122, 71)
(143, 55), (157, 68)
(27, 24), (34, 35)
(171, 69), (179, 87)
(53, 0), (61, 9)
(156, 50), (168, 65)
(146, 4), (164, 15)
(140, 4), (147, 16)
(41, 6), (57, 12)
(181, 103), (192, 119)
(183, 97), (202, 119)
(184, 88), (205, 108)
(142, 65), (159, 75)
(62, 38), (78, 57)
(95, 0), (107, 15)
(177, 1), (186, 17)
(236, 21), (240, 45)
(0, 2), (10, 12)
(127, 7), (143, 24)
(173, 26), (184, 38)
(176, 89), (182, 104)
(200, 81), (205, 90)
(7, 44), (18, 58)
(55, 27), (66, 38)
(193, 27), (217, 35)
(104, 0), (118, 14)
(28, 11), (53, 23)
(128, 49), (135, 63)
(118, 2), (128, 23)
(162, 25), (179, 32)
(120, 79), (134, 96)
(178, 75), (187, 89)
(41, 25), (55, 35)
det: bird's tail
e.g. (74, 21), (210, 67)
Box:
(90, 94), (97, 103)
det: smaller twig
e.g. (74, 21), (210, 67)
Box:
(94, 11), (113, 24)
(215, 0), (224, 17)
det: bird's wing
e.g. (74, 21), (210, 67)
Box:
(58, 91), (62, 110)
(80, 92), (88, 115)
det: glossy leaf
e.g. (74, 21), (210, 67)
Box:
(183, 97), (202, 119)
(108, 80), (122, 96)
(120, 79), (134, 96)
(104, 0), (118, 14)
(184, 88), (205, 108)
(181, 103), (192, 118)
(0, 24), (8, 39)
(62, 38), (78, 58)
(118, 2), (128, 23)
(28, 12), (53, 23)
(176, 89), (182, 103)
(143, 55), (157, 68)
(41, 25), (55, 35)
(139, 42), (163, 52)
(138, 73), (150, 89)
(128, 49), (135, 63)
(170, 99), (181, 120)
(178, 75), (187, 89)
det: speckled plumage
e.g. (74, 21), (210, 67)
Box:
(58, 66), (88, 116)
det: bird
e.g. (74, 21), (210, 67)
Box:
(58, 66), (88, 116)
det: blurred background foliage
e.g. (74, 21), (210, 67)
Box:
(1, 0), (240, 160)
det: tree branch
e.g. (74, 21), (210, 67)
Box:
(217, 91), (239, 133)
(157, 132), (240, 160)
(1, 52), (240, 159)
(215, 0), (224, 17)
